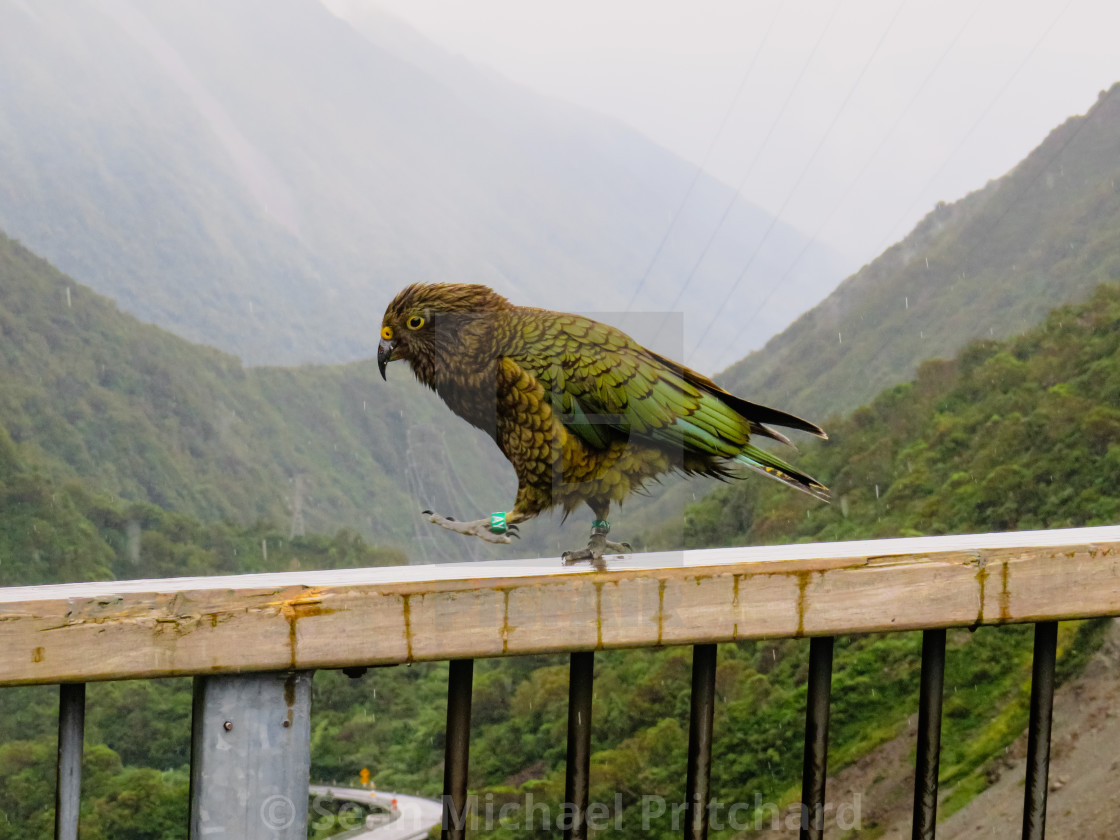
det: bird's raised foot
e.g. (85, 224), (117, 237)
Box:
(561, 532), (631, 571)
(422, 510), (519, 544)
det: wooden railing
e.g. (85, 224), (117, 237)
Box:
(2, 525), (1119, 839)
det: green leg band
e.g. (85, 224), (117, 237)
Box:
(489, 512), (508, 535)
(591, 519), (610, 535)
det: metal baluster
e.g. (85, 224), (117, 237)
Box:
(188, 671), (312, 840)
(565, 651), (595, 840)
(685, 644), (717, 840)
(1022, 621), (1058, 840)
(800, 636), (834, 840)
(912, 628), (947, 840)
(55, 683), (86, 840)
(442, 659), (474, 840)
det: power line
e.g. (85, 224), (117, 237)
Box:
(863, 92), (1108, 389)
(680, 0), (907, 364)
(704, 0), (988, 372)
(644, 0), (845, 318)
(625, 3), (782, 311)
(867, 0), (1077, 258)
(700, 0), (1074, 372)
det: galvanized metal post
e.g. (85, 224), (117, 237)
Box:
(912, 628), (946, 840)
(1022, 621), (1058, 840)
(685, 644), (717, 840)
(55, 683), (85, 840)
(800, 636), (834, 840)
(564, 651), (595, 840)
(442, 659), (474, 840)
(189, 671), (313, 840)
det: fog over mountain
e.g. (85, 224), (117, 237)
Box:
(720, 82), (1120, 420)
(0, 0), (844, 371)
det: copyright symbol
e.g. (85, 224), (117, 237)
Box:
(260, 794), (296, 830)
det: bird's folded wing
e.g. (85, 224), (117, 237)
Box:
(505, 319), (753, 458)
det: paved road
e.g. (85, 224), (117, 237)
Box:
(309, 784), (442, 840)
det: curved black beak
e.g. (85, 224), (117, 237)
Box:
(377, 337), (396, 380)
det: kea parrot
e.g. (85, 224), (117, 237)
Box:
(378, 283), (828, 568)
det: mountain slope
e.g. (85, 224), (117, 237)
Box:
(0, 228), (520, 558)
(659, 282), (1120, 551)
(720, 82), (1120, 420)
(0, 0), (843, 370)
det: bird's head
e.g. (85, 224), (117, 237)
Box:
(378, 283), (512, 381)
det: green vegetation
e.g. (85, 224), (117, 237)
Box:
(721, 83), (1120, 422)
(1, 17), (1118, 836)
(3, 76), (1120, 830)
(0, 411), (404, 835)
(3, 280), (1116, 836)
(671, 283), (1120, 549)
(0, 437), (407, 590)
(0, 229), (512, 552)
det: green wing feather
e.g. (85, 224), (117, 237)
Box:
(504, 311), (828, 499)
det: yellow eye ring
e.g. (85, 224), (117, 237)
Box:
(380, 326), (394, 340)
(407, 315), (425, 330)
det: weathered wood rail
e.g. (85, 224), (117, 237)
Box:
(3, 524), (1119, 839)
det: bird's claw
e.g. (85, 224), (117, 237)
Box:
(561, 533), (629, 571)
(422, 510), (514, 544)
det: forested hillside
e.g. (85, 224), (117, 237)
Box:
(0, 403), (405, 837)
(3, 6), (1119, 837)
(720, 82), (1120, 421)
(2, 285), (1116, 837)
(674, 283), (1120, 550)
(0, 229), (529, 558)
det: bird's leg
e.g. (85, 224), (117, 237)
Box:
(562, 519), (631, 571)
(422, 509), (525, 545)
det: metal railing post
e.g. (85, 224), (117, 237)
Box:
(912, 628), (947, 840)
(188, 671), (313, 840)
(685, 644), (717, 840)
(800, 636), (834, 840)
(442, 659), (474, 840)
(1022, 621), (1058, 840)
(564, 651), (595, 840)
(55, 683), (85, 840)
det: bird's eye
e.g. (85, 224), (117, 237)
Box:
(407, 315), (425, 330)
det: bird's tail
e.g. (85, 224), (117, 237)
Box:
(735, 444), (830, 502)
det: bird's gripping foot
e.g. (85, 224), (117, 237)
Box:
(422, 510), (520, 545)
(562, 520), (630, 571)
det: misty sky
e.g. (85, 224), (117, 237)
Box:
(336, 0), (1120, 273)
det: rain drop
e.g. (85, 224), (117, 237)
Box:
(65, 287), (72, 308)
